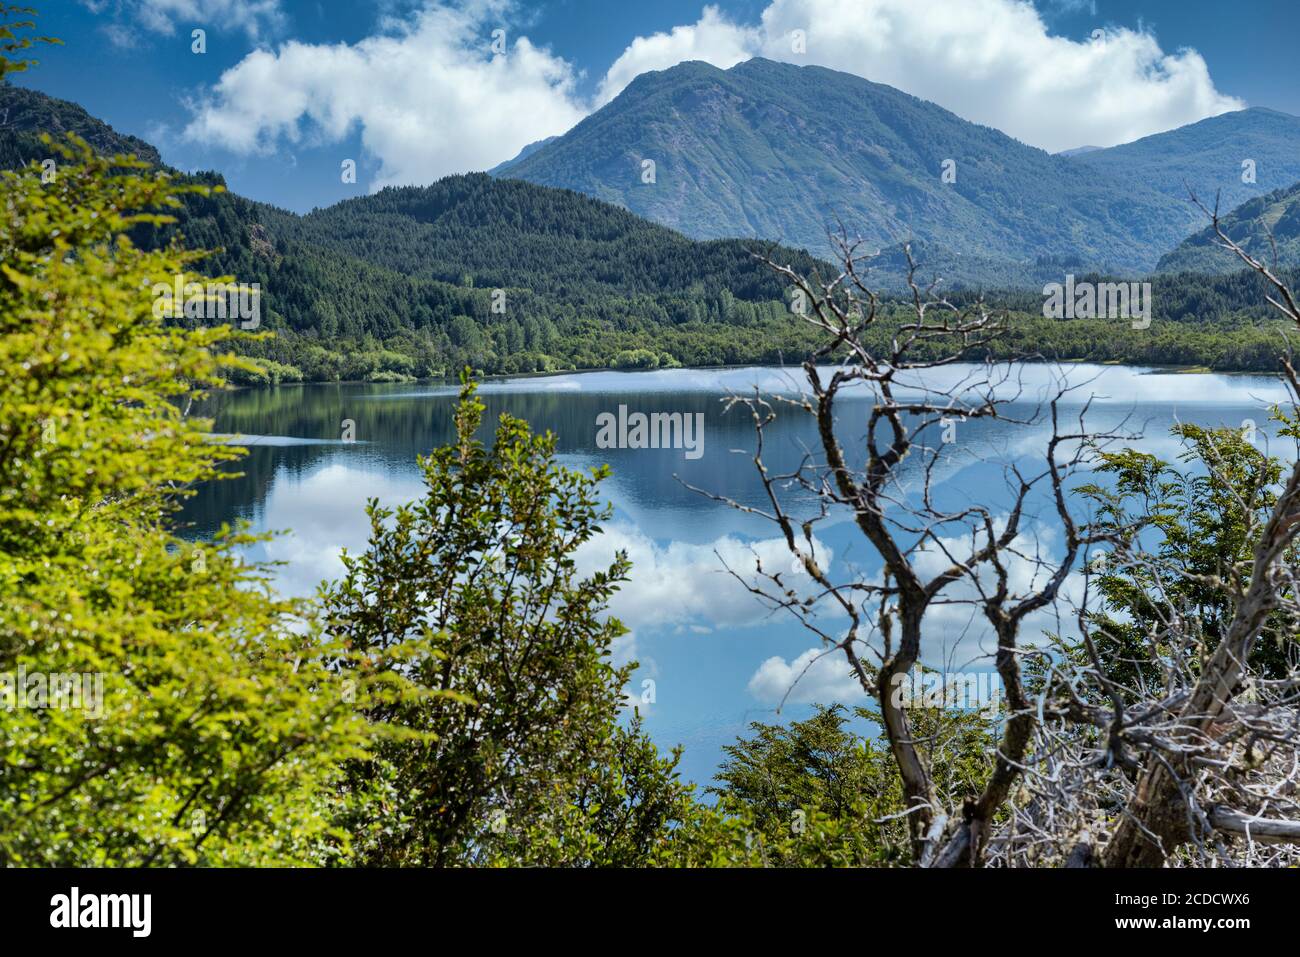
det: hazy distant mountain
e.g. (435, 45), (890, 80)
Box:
(1157, 181), (1300, 275)
(1069, 107), (1300, 212)
(496, 58), (1300, 287)
(1056, 145), (1101, 157)
(488, 135), (559, 175)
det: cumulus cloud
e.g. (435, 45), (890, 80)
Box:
(86, 0), (287, 41)
(749, 645), (866, 706)
(594, 0), (1242, 153)
(179, 0), (1242, 185)
(594, 5), (755, 107)
(182, 0), (586, 188)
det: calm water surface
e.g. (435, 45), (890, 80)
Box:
(184, 364), (1290, 783)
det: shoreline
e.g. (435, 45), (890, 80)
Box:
(220, 356), (1272, 393)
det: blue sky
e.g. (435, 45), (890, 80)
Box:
(17, 1), (1300, 212)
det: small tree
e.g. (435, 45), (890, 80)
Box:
(709, 704), (995, 865)
(487, 713), (716, 867)
(324, 377), (689, 866)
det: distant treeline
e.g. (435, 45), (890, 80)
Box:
(4, 85), (1292, 382)
(131, 177), (1300, 382)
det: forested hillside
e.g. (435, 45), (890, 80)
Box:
(0, 83), (160, 168)
(1158, 181), (1300, 274)
(3, 81), (1298, 379)
(283, 174), (818, 302)
(0, 83), (826, 381)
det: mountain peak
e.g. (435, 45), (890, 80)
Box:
(726, 56), (788, 73)
(494, 57), (1300, 287)
(625, 58), (725, 87)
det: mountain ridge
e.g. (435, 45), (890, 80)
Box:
(0, 83), (162, 167)
(0, 82), (828, 378)
(1157, 180), (1300, 275)
(496, 57), (1300, 287)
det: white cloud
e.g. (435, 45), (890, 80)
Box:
(183, 0), (586, 187)
(179, 0), (1242, 186)
(749, 646), (866, 705)
(594, 5), (755, 107)
(88, 0), (287, 40)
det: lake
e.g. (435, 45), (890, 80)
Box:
(183, 364), (1292, 785)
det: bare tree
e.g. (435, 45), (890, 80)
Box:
(694, 239), (1129, 865)
(1097, 197), (1300, 867)
(707, 220), (1300, 867)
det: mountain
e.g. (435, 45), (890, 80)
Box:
(1070, 108), (1300, 213)
(1056, 146), (1101, 157)
(275, 173), (823, 303)
(0, 82), (822, 305)
(0, 83), (824, 378)
(1157, 181), (1300, 275)
(7, 80), (1300, 378)
(489, 136), (559, 175)
(495, 58), (1300, 286)
(0, 83), (161, 168)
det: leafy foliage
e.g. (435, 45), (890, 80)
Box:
(0, 136), (368, 865)
(1077, 422), (1300, 686)
(708, 704), (996, 866)
(0, 4), (58, 84)
(323, 377), (679, 865)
